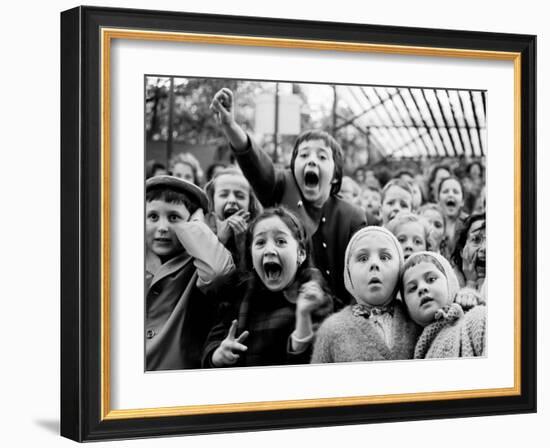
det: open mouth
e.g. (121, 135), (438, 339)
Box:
(445, 198), (457, 208)
(368, 277), (382, 286)
(263, 261), (283, 281)
(475, 257), (486, 274)
(304, 170), (319, 188)
(223, 205), (240, 219)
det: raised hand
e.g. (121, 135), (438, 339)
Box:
(210, 88), (235, 127)
(211, 319), (249, 367)
(210, 88), (248, 151)
(226, 209), (250, 236)
(296, 281), (325, 316)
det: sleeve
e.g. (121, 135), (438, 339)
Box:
(310, 318), (335, 364)
(232, 134), (286, 207)
(175, 221), (235, 288)
(349, 205), (368, 236)
(466, 306), (487, 356)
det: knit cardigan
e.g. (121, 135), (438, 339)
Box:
(414, 305), (487, 359)
(311, 300), (420, 363)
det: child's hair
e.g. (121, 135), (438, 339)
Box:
(386, 212), (433, 248)
(418, 202), (445, 218)
(243, 207), (312, 274)
(146, 186), (200, 216)
(364, 184), (381, 195)
(205, 161), (229, 182)
(170, 152), (204, 185)
(451, 213), (486, 277)
(466, 160), (484, 178)
(437, 175), (464, 198)
(381, 178), (414, 202)
(396, 169), (416, 180)
(427, 164), (451, 201)
(145, 160), (167, 179)
(204, 167), (262, 218)
(290, 130), (344, 195)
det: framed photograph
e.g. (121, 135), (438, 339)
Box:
(60, 5), (536, 442)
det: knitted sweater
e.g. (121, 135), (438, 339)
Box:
(311, 301), (420, 363)
(414, 304), (487, 359)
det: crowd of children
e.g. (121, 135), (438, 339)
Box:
(144, 87), (487, 371)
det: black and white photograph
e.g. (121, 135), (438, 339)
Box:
(144, 76), (487, 371)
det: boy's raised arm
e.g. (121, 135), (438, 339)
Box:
(211, 88), (283, 206)
(210, 88), (248, 151)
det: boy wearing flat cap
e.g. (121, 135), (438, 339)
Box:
(145, 175), (235, 370)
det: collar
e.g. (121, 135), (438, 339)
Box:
(352, 302), (395, 319)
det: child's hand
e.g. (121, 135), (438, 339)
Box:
(210, 88), (235, 128)
(455, 287), (482, 310)
(189, 208), (205, 223)
(226, 210), (250, 236)
(211, 320), (249, 367)
(296, 281), (325, 316)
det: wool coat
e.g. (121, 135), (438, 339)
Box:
(311, 301), (420, 363)
(414, 304), (487, 359)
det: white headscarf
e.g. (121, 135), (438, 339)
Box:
(400, 251), (460, 305)
(343, 226), (405, 301)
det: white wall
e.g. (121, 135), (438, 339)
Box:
(1, 1), (545, 446)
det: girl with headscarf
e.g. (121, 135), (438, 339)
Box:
(311, 227), (420, 364)
(400, 251), (487, 359)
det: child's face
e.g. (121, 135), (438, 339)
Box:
(461, 219), (486, 280)
(146, 200), (190, 260)
(431, 168), (450, 200)
(348, 233), (400, 306)
(172, 162), (195, 185)
(293, 139), (335, 207)
(213, 173), (251, 220)
(438, 178), (464, 218)
(421, 209), (445, 247)
(340, 178), (361, 207)
(411, 182), (422, 210)
(381, 186), (412, 224)
(362, 189), (381, 213)
(394, 221), (427, 261)
(403, 261), (450, 326)
(251, 216), (304, 292)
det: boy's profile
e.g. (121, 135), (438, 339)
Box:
(145, 175), (234, 370)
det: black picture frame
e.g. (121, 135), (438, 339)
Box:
(61, 5), (536, 442)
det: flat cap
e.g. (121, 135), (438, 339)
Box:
(146, 175), (208, 211)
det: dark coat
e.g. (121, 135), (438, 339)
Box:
(145, 253), (217, 370)
(201, 274), (316, 368)
(234, 137), (366, 307)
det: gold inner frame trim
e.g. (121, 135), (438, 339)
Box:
(100, 27), (522, 421)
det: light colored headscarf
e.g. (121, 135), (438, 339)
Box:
(400, 251), (460, 305)
(343, 226), (405, 301)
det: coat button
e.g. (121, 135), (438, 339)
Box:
(322, 217), (326, 223)
(146, 329), (157, 339)
(322, 242), (327, 248)
(297, 201), (303, 208)
(325, 270), (330, 275)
